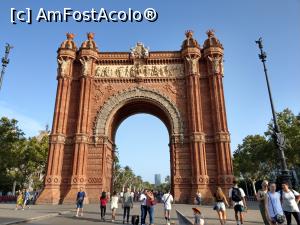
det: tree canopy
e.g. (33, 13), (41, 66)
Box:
(0, 117), (49, 193)
(233, 109), (300, 193)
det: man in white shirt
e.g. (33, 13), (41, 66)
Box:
(229, 180), (247, 225)
(139, 189), (148, 225)
(162, 190), (174, 225)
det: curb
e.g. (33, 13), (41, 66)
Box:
(0, 210), (71, 225)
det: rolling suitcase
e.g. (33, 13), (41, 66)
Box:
(131, 215), (139, 225)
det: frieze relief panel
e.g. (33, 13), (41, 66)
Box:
(94, 63), (184, 78)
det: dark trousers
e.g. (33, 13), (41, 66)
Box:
(100, 205), (106, 219)
(284, 211), (300, 225)
(141, 205), (147, 224)
(123, 206), (131, 222)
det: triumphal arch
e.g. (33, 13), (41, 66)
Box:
(37, 30), (234, 204)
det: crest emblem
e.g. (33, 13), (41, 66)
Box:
(130, 42), (149, 59)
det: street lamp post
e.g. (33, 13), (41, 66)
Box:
(0, 43), (13, 91)
(255, 37), (291, 186)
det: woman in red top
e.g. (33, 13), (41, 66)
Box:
(100, 192), (108, 221)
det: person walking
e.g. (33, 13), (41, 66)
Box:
(111, 191), (119, 222)
(265, 182), (285, 225)
(213, 186), (229, 225)
(23, 189), (30, 209)
(195, 191), (202, 205)
(256, 180), (269, 225)
(229, 180), (247, 225)
(280, 182), (300, 225)
(146, 190), (156, 225)
(100, 191), (108, 221)
(76, 187), (86, 217)
(140, 189), (148, 225)
(162, 190), (174, 225)
(122, 188), (133, 224)
(15, 191), (24, 210)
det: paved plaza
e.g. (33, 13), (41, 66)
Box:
(0, 202), (265, 225)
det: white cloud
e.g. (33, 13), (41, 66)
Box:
(0, 101), (44, 137)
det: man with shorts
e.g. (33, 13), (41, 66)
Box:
(229, 180), (247, 225)
(161, 190), (174, 225)
(76, 187), (86, 217)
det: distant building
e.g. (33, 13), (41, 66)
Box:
(154, 174), (161, 186)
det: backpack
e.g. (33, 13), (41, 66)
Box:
(231, 187), (242, 202)
(280, 190), (299, 201)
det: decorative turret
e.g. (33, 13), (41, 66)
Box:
(181, 30), (201, 75)
(57, 33), (77, 78)
(181, 30), (201, 50)
(78, 32), (99, 77)
(80, 32), (98, 51)
(203, 29), (223, 50)
(203, 30), (224, 76)
(59, 33), (77, 51)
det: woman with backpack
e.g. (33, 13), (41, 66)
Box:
(280, 182), (300, 225)
(213, 186), (229, 225)
(100, 191), (108, 221)
(265, 182), (285, 225)
(256, 180), (269, 225)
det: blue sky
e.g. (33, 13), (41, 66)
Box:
(0, 1), (299, 183)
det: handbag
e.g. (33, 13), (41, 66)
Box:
(268, 193), (285, 224)
(213, 204), (218, 210)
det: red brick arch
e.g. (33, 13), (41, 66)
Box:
(37, 31), (234, 204)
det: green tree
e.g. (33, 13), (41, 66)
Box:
(0, 117), (25, 192)
(233, 108), (300, 194)
(265, 109), (300, 167)
(0, 117), (49, 192)
(233, 135), (274, 194)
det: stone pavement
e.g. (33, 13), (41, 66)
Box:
(0, 204), (71, 225)
(0, 203), (265, 225)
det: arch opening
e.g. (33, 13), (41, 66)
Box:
(114, 113), (170, 192)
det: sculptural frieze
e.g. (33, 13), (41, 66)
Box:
(94, 64), (184, 78)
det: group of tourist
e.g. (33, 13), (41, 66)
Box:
(74, 179), (300, 225)
(75, 187), (173, 225)
(257, 180), (300, 225)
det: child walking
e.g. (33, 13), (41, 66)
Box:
(192, 207), (205, 225)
